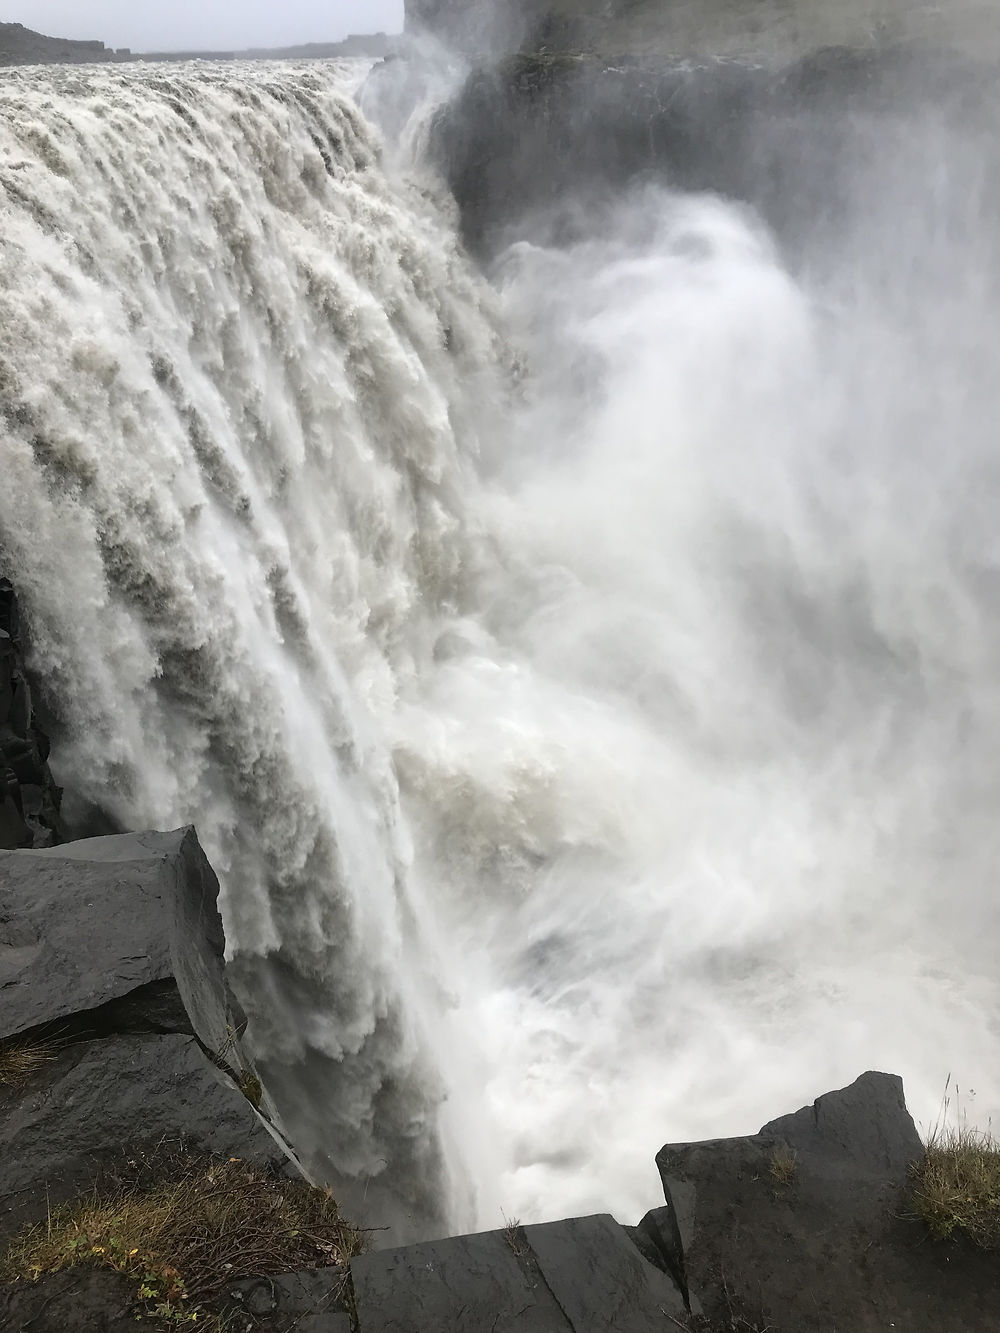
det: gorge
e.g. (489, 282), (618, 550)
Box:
(1, 3), (1000, 1322)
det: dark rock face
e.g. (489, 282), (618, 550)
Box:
(430, 46), (992, 261)
(350, 1212), (686, 1331)
(0, 580), (61, 850)
(0, 828), (299, 1243)
(656, 1071), (1000, 1332)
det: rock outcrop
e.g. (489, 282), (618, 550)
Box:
(654, 1071), (1000, 1332)
(0, 580), (62, 850)
(0, 828), (298, 1242)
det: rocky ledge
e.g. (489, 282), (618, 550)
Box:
(2, 820), (998, 1329)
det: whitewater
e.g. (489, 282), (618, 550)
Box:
(1, 56), (998, 1242)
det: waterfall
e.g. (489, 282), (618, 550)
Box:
(0, 59), (509, 1239)
(2, 54), (1000, 1243)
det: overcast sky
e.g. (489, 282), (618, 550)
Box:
(18, 1), (404, 52)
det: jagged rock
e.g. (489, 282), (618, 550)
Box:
(0, 828), (302, 1243)
(656, 1071), (1000, 1332)
(0, 829), (232, 1047)
(350, 1212), (686, 1331)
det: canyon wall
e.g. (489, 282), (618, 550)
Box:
(406, 0), (1000, 58)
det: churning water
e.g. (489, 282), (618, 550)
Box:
(1, 54), (999, 1242)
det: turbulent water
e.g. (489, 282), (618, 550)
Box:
(2, 54), (1000, 1241)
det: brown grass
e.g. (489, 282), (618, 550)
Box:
(0, 1152), (367, 1329)
(769, 1146), (798, 1189)
(0, 1038), (60, 1089)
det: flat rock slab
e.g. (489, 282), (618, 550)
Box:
(657, 1070), (1000, 1332)
(351, 1212), (685, 1332)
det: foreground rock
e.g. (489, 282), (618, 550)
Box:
(656, 1071), (1000, 1331)
(351, 1212), (686, 1331)
(0, 829), (297, 1241)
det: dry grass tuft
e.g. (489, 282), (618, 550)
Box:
(769, 1146), (798, 1189)
(0, 1152), (367, 1329)
(0, 1038), (60, 1089)
(912, 1124), (1000, 1248)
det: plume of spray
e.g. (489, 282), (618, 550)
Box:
(383, 48), (1000, 1221)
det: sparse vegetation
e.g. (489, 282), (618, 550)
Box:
(768, 1146), (798, 1189)
(911, 1075), (1000, 1249)
(501, 1211), (523, 1257)
(0, 1151), (367, 1330)
(0, 1037), (60, 1089)
(912, 1124), (1000, 1248)
(235, 1069), (263, 1110)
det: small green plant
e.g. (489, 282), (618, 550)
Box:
(235, 1069), (262, 1110)
(769, 1146), (798, 1188)
(0, 1037), (60, 1089)
(0, 1152), (367, 1330)
(912, 1075), (1000, 1249)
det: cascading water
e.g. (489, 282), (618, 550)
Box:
(2, 51), (1000, 1244)
(0, 59), (509, 1239)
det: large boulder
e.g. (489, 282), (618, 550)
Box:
(0, 828), (301, 1241)
(656, 1071), (1000, 1331)
(0, 828), (233, 1047)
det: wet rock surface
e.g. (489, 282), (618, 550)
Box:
(0, 580), (62, 850)
(430, 45), (994, 261)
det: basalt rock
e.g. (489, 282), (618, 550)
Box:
(430, 44), (990, 261)
(0, 580), (62, 850)
(0, 828), (301, 1243)
(350, 1212), (687, 1331)
(656, 1071), (1000, 1332)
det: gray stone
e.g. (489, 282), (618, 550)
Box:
(524, 1213), (687, 1328)
(0, 828), (237, 1055)
(351, 1214), (686, 1333)
(0, 1033), (277, 1237)
(352, 1226), (571, 1332)
(656, 1071), (1000, 1332)
(761, 1068), (923, 1178)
